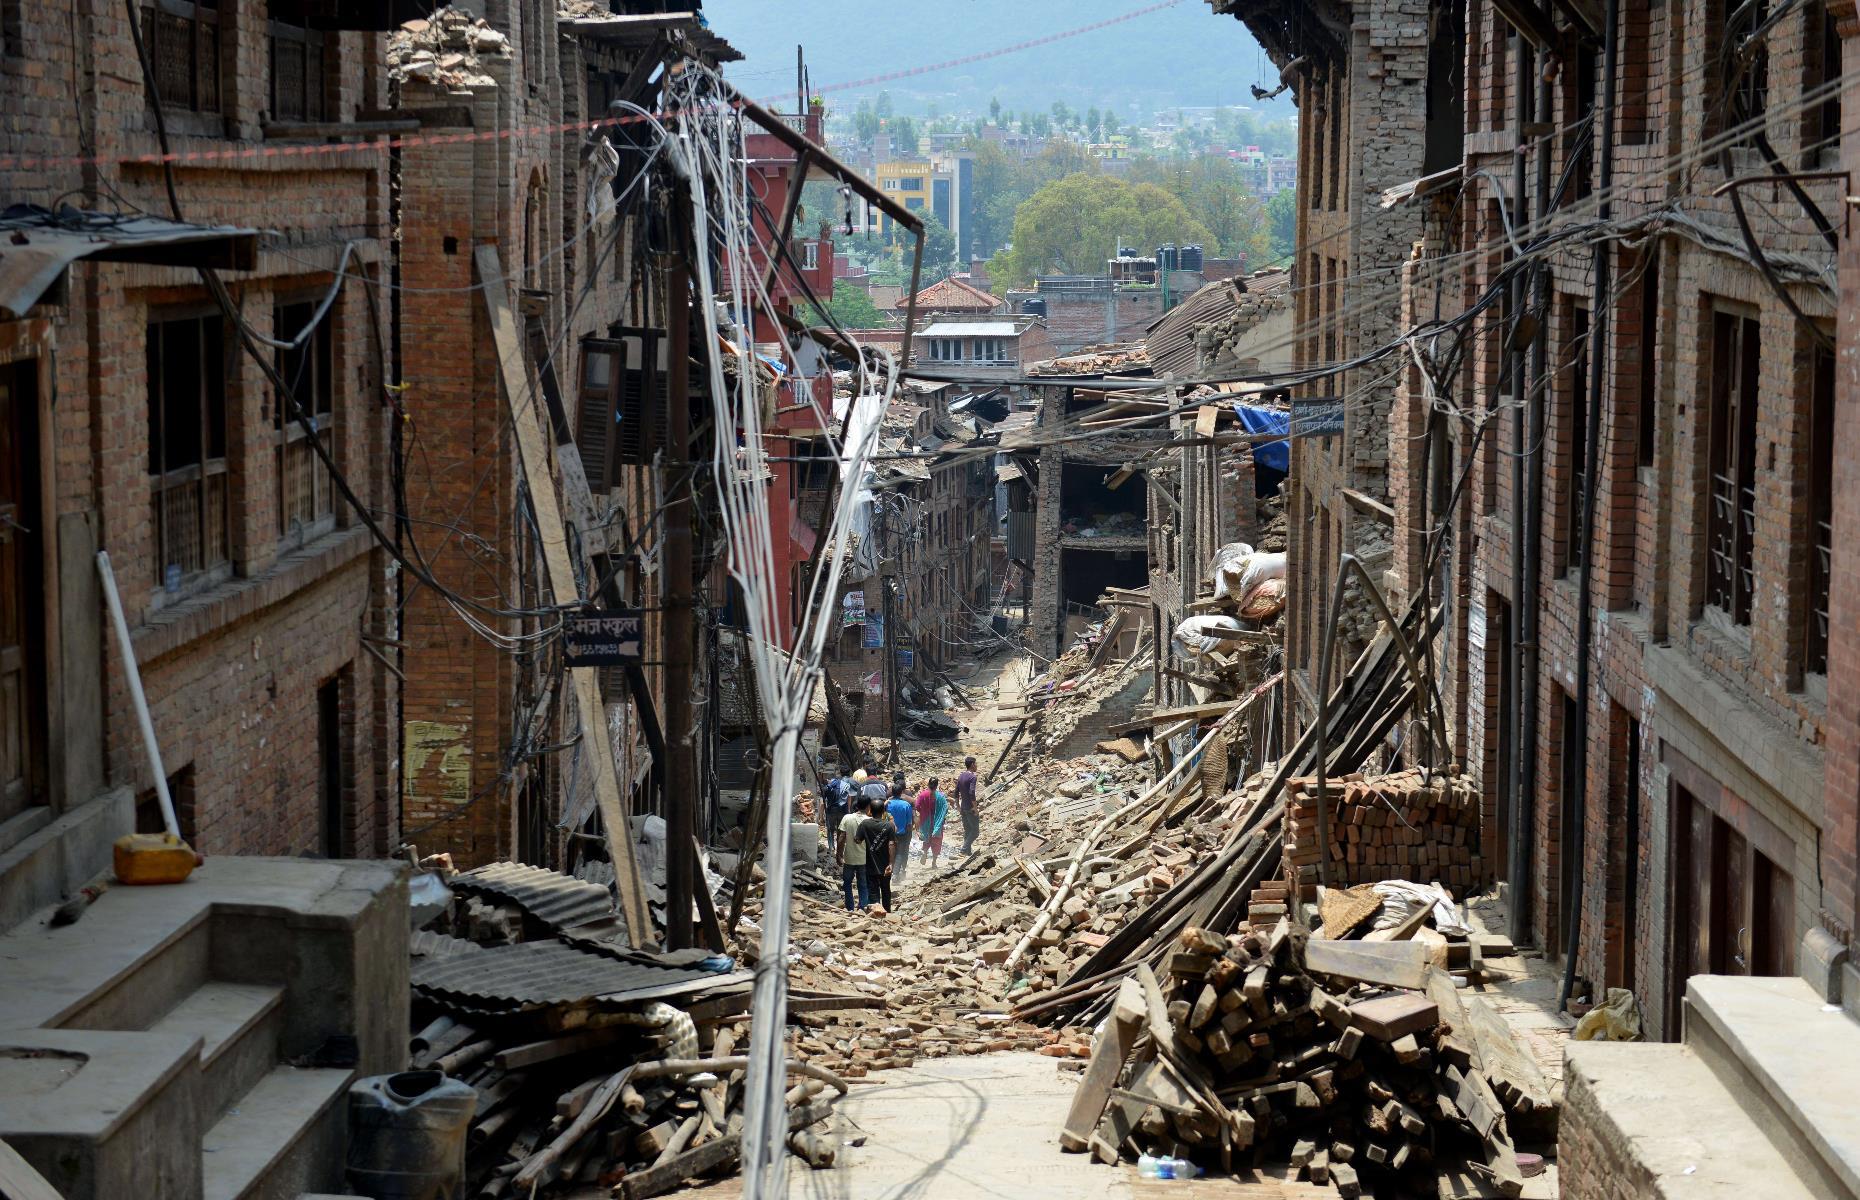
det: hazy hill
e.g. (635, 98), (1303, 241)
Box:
(700, 0), (1289, 122)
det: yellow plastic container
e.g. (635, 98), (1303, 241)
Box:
(113, 833), (199, 885)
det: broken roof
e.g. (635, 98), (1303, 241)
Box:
(899, 274), (1003, 312)
(0, 205), (257, 319)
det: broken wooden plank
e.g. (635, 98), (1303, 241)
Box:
(1460, 993), (1554, 1114)
(618, 1098), (833, 1198)
(1304, 938), (1429, 990)
(478, 244), (651, 947)
(1059, 977), (1146, 1152)
(1347, 993), (1439, 1042)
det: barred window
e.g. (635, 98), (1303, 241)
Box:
(1705, 310), (1759, 624)
(144, 0), (221, 115)
(273, 300), (337, 540)
(1804, 342), (1834, 675)
(268, 3), (329, 124)
(148, 312), (230, 589)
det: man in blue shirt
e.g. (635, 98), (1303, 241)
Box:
(886, 782), (917, 887)
(822, 765), (853, 836)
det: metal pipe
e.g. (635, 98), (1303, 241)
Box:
(1516, 50), (1555, 948)
(98, 551), (179, 838)
(1561, 0), (1619, 1012)
(1507, 18), (1536, 949)
(727, 87), (923, 233)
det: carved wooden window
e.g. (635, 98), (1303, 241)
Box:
(144, 0), (221, 115)
(269, 4), (329, 124)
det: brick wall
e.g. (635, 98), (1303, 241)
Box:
(1, 6), (398, 857)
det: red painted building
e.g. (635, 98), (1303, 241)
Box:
(737, 111), (838, 646)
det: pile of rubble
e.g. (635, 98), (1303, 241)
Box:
(1060, 918), (1550, 1197)
(407, 860), (855, 1197)
(388, 7), (509, 88)
(1029, 344), (1152, 376)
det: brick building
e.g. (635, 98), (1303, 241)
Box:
(0, 0), (404, 921)
(824, 386), (996, 737)
(391, 5), (744, 866)
(1217, 0), (1860, 1184)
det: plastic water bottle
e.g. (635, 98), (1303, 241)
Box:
(1137, 1155), (1202, 1180)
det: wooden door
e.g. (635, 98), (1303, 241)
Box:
(0, 360), (42, 823)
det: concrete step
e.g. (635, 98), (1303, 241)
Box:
(201, 1066), (352, 1200)
(1686, 974), (1860, 1200)
(1561, 1040), (1824, 1198)
(147, 981), (285, 1120)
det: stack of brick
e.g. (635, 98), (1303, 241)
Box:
(1283, 769), (1486, 899)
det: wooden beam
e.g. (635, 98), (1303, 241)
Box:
(261, 118), (419, 139)
(1060, 977), (1146, 1151)
(1304, 938), (1429, 990)
(1341, 486), (1396, 525)
(477, 245), (653, 947)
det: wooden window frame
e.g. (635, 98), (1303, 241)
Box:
(143, 0), (224, 134)
(1705, 308), (1760, 625)
(148, 307), (232, 595)
(268, 6), (329, 125)
(1804, 340), (1834, 677)
(272, 298), (338, 545)
(1565, 303), (1591, 575)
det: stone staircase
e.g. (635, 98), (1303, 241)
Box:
(0, 858), (406, 1200)
(1561, 973), (1860, 1198)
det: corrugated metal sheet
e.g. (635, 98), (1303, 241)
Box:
(411, 940), (745, 1013)
(410, 930), (479, 959)
(452, 861), (614, 930)
(1145, 279), (1245, 379)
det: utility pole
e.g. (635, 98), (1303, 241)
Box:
(879, 501), (899, 764)
(662, 212), (697, 951)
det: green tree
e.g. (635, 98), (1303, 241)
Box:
(806, 280), (890, 329)
(875, 91), (893, 119)
(917, 211), (957, 280)
(888, 116), (918, 154)
(1086, 106), (1103, 141)
(1051, 101), (1070, 130)
(1125, 154), (1273, 261)
(1103, 111), (1120, 138)
(989, 96), (1002, 123)
(988, 174), (1216, 287)
(1265, 188), (1297, 264)
(852, 99), (880, 146)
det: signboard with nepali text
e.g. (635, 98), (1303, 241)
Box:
(563, 609), (644, 667)
(1289, 398), (1345, 439)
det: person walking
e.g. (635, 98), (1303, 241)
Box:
(823, 765), (853, 842)
(915, 777), (949, 870)
(834, 797), (869, 912)
(858, 795), (895, 912)
(955, 756), (981, 856)
(859, 768), (889, 814)
(886, 782), (916, 886)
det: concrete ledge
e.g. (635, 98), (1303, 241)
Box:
(1559, 1040), (1822, 1199)
(1686, 974), (1860, 1200)
(0, 788), (132, 933)
(0, 1028), (205, 1200)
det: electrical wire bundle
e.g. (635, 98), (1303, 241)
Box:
(657, 61), (902, 1196)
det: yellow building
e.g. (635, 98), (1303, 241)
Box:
(873, 159), (932, 237)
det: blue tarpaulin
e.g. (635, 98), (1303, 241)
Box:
(1231, 403), (1290, 496)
